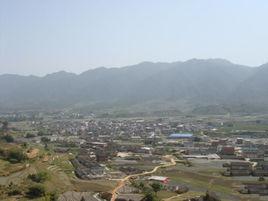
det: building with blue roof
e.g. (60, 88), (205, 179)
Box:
(168, 133), (193, 139)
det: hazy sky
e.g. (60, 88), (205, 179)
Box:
(1, 0), (268, 76)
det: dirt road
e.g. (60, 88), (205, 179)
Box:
(110, 156), (176, 201)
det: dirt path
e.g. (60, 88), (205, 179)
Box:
(163, 194), (182, 201)
(110, 156), (176, 201)
(0, 164), (36, 185)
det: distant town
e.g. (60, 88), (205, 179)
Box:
(1, 111), (268, 201)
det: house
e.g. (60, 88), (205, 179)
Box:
(253, 161), (268, 176)
(148, 176), (169, 184)
(241, 146), (259, 159)
(218, 146), (235, 155)
(168, 133), (193, 139)
(241, 183), (268, 195)
(224, 161), (252, 176)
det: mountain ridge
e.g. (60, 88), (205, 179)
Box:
(0, 58), (267, 114)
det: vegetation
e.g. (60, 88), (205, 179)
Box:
(41, 137), (50, 143)
(131, 181), (162, 201)
(143, 191), (159, 201)
(0, 148), (26, 163)
(1, 120), (8, 131)
(46, 191), (59, 201)
(150, 182), (163, 194)
(25, 133), (36, 138)
(26, 184), (46, 198)
(1, 59), (268, 114)
(7, 184), (22, 196)
(1, 134), (14, 143)
(28, 171), (49, 183)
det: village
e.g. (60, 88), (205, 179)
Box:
(1, 112), (268, 201)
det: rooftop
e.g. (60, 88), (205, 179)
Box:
(148, 176), (169, 181)
(169, 133), (193, 138)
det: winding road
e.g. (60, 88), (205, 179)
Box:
(110, 156), (176, 201)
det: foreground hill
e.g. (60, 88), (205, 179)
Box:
(0, 58), (267, 114)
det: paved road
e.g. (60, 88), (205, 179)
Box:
(110, 156), (176, 201)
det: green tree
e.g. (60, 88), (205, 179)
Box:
(150, 182), (163, 194)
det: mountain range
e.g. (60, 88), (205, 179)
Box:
(1, 58), (268, 115)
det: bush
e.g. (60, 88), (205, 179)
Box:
(28, 172), (49, 183)
(150, 182), (163, 193)
(1, 134), (14, 143)
(41, 137), (50, 143)
(7, 149), (25, 163)
(0, 148), (5, 158)
(1, 120), (8, 131)
(143, 191), (159, 201)
(8, 188), (22, 196)
(46, 191), (59, 201)
(25, 133), (36, 138)
(27, 184), (46, 198)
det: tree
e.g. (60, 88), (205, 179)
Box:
(150, 182), (163, 194)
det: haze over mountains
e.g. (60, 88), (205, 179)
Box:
(1, 59), (268, 115)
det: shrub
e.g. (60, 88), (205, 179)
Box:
(41, 137), (50, 143)
(28, 172), (49, 183)
(143, 191), (159, 201)
(46, 191), (59, 201)
(27, 184), (46, 198)
(150, 182), (163, 193)
(7, 149), (25, 163)
(8, 188), (22, 196)
(2, 134), (14, 143)
(25, 133), (36, 138)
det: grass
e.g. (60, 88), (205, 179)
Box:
(157, 190), (177, 199)
(218, 122), (268, 133)
(156, 163), (243, 201)
(71, 179), (117, 192)
(0, 159), (26, 177)
(165, 191), (203, 201)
